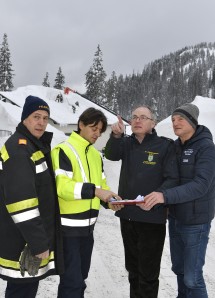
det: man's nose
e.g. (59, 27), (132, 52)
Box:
(38, 118), (46, 125)
(95, 130), (101, 137)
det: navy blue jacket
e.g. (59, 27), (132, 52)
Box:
(105, 130), (179, 224)
(163, 125), (215, 224)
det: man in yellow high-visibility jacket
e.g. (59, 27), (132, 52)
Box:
(51, 107), (122, 298)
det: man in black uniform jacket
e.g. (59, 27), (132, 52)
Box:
(0, 95), (63, 298)
(105, 105), (179, 298)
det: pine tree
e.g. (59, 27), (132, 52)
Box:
(53, 67), (65, 90)
(116, 74), (130, 119)
(0, 33), (14, 91)
(85, 44), (107, 104)
(105, 71), (119, 113)
(42, 72), (50, 87)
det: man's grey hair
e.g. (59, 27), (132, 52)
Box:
(131, 105), (157, 122)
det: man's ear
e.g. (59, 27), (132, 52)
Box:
(79, 121), (84, 131)
(151, 120), (156, 129)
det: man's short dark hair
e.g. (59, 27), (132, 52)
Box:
(77, 107), (107, 133)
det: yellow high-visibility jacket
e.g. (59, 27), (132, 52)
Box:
(51, 131), (109, 236)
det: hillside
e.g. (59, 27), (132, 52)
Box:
(103, 42), (215, 121)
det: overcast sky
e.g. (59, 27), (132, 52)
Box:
(1, 0), (215, 92)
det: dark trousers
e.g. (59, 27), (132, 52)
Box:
(120, 219), (166, 298)
(58, 233), (94, 298)
(5, 281), (39, 298)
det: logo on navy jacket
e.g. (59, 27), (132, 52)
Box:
(143, 151), (159, 165)
(183, 148), (194, 163)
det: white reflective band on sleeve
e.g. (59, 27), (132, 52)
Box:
(55, 168), (73, 178)
(0, 259), (55, 279)
(0, 161), (2, 170)
(36, 161), (48, 173)
(74, 182), (83, 199)
(12, 208), (40, 223)
(61, 217), (97, 227)
(102, 172), (106, 179)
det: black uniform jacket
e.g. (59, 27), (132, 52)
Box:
(105, 130), (179, 224)
(0, 122), (63, 283)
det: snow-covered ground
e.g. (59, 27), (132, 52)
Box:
(1, 90), (215, 297)
(0, 159), (215, 297)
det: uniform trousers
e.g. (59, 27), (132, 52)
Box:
(5, 280), (39, 298)
(120, 219), (166, 298)
(58, 233), (94, 298)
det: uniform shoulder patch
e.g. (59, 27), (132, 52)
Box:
(18, 139), (27, 145)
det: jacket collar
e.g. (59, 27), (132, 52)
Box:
(131, 128), (157, 143)
(68, 131), (92, 151)
(176, 125), (213, 147)
(16, 122), (53, 153)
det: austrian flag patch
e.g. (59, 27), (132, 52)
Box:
(18, 139), (27, 145)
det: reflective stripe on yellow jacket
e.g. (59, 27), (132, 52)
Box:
(51, 131), (109, 236)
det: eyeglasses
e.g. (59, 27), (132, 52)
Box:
(131, 115), (153, 121)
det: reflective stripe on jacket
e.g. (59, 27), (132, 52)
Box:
(0, 122), (64, 282)
(51, 131), (109, 236)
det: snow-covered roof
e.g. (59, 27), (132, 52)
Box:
(0, 99), (67, 148)
(0, 85), (126, 126)
(1, 86), (215, 146)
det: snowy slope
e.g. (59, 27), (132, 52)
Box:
(0, 85), (121, 125)
(156, 96), (215, 140)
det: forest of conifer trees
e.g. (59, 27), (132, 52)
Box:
(85, 42), (215, 121)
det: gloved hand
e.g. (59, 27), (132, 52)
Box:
(19, 246), (42, 277)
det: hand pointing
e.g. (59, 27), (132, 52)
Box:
(111, 115), (124, 138)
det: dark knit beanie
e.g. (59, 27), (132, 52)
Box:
(172, 103), (199, 129)
(21, 95), (50, 121)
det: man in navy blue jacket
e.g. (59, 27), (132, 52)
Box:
(142, 103), (215, 298)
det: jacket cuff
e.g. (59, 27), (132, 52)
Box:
(81, 183), (96, 199)
(162, 191), (168, 205)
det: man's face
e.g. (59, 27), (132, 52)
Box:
(172, 114), (195, 141)
(131, 107), (155, 137)
(23, 110), (49, 139)
(79, 121), (103, 144)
